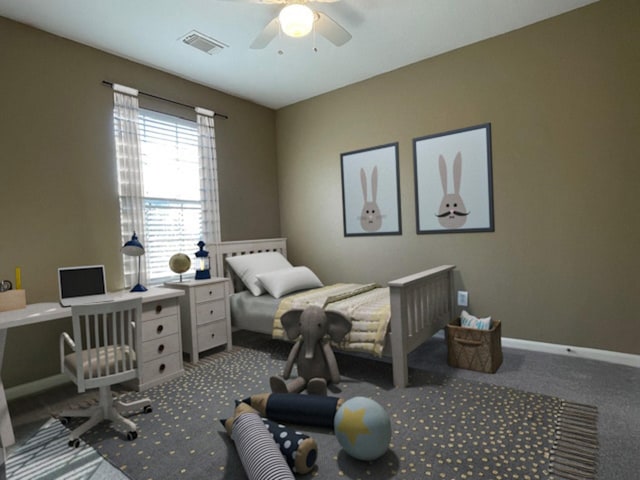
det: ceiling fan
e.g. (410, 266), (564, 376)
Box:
(236, 0), (352, 49)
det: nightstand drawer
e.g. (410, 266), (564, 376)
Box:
(141, 333), (181, 361)
(140, 352), (182, 383)
(195, 299), (226, 325)
(141, 299), (179, 321)
(194, 283), (225, 303)
(141, 316), (179, 341)
(197, 320), (228, 351)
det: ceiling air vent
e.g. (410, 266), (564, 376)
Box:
(181, 30), (227, 55)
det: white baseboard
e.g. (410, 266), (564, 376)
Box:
(435, 331), (640, 368)
(501, 337), (640, 368)
(6, 373), (69, 402)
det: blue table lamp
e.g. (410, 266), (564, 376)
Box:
(195, 240), (211, 280)
(122, 232), (147, 292)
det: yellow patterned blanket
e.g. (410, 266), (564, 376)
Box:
(272, 283), (391, 357)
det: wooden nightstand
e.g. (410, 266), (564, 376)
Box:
(165, 277), (232, 363)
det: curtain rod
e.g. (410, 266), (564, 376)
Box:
(101, 80), (229, 120)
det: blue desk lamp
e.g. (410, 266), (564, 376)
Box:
(122, 232), (147, 292)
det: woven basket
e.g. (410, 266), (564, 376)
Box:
(446, 318), (503, 373)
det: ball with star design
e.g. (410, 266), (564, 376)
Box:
(334, 396), (391, 461)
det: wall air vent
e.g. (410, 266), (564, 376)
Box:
(181, 30), (227, 55)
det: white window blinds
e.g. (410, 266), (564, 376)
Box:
(138, 109), (202, 283)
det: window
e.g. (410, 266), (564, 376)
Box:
(113, 86), (220, 290)
(135, 109), (202, 284)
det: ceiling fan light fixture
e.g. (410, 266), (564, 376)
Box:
(278, 4), (315, 38)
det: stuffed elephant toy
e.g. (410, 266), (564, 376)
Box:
(270, 305), (351, 396)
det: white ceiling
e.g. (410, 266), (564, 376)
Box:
(0, 0), (597, 109)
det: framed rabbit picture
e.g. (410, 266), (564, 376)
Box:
(340, 142), (402, 237)
(413, 123), (495, 234)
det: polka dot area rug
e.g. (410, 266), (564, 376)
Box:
(57, 342), (598, 480)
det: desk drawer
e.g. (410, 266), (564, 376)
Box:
(141, 333), (180, 361)
(195, 299), (226, 325)
(142, 298), (179, 321)
(197, 320), (228, 351)
(141, 316), (179, 341)
(194, 283), (225, 303)
(140, 352), (182, 383)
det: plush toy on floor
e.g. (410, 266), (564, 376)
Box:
(270, 305), (351, 395)
(222, 401), (319, 475)
(334, 396), (391, 461)
(241, 392), (344, 428)
(222, 402), (295, 480)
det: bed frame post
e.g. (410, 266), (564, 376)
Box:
(388, 265), (456, 388)
(389, 284), (409, 387)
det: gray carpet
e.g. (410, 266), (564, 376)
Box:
(6, 331), (638, 479)
(52, 334), (598, 480)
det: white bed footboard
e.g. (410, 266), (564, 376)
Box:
(388, 265), (455, 387)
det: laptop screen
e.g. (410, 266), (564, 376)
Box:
(58, 265), (107, 300)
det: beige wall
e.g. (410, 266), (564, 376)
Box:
(276, 0), (640, 354)
(1, 0), (638, 389)
(0, 17), (280, 387)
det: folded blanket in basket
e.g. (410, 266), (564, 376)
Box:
(460, 310), (491, 330)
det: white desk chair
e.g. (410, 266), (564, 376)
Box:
(58, 298), (151, 447)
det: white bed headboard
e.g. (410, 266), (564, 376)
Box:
(215, 238), (287, 291)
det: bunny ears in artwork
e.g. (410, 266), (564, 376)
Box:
(436, 152), (470, 229)
(359, 166), (383, 232)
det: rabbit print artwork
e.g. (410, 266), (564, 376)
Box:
(436, 152), (470, 229)
(360, 166), (382, 231)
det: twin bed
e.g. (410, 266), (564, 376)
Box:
(215, 238), (455, 388)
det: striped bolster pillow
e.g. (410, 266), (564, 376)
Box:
(231, 411), (294, 480)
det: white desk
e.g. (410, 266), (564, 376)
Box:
(0, 287), (184, 457)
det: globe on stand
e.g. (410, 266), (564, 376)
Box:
(169, 253), (191, 282)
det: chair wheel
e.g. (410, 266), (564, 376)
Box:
(68, 438), (80, 448)
(127, 430), (138, 441)
(143, 405), (153, 414)
(59, 417), (70, 426)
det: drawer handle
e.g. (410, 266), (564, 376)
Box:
(210, 310), (214, 315)
(157, 325), (164, 334)
(159, 363), (166, 373)
(211, 333), (215, 338)
(158, 344), (165, 354)
(155, 304), (163, 314)
(209, 290), (213, 296)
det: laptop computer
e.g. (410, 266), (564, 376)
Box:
(58, 265), (113, 307)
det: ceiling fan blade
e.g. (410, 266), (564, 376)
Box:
(250, 17), (280, 49)
(315, 11), (352, 46)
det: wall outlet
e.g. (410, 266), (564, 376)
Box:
(457, 290), (468, 307)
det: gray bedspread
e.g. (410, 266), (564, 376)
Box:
(229, 290), (280, 335)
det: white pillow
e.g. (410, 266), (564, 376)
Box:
(256, 266), (323, 299)
(226, 252), (293, 296)
(460, 310), (491, 330)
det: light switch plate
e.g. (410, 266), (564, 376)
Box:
(457, 291), (468, 307)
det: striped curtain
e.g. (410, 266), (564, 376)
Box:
(195, 107), (222, 275)
(112, 84), (147, 289)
